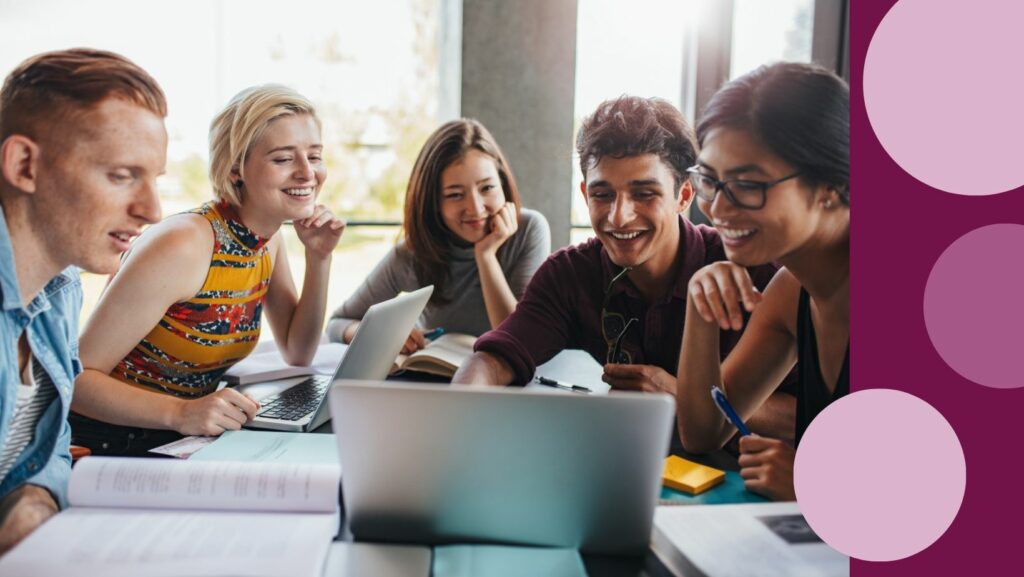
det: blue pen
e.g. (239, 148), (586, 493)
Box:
(423, 327), (445, 340)
(710, 385), (751, 436)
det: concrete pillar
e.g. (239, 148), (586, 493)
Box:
(459, 0), (578, 250)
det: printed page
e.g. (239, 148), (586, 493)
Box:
(652, 503), (849, 577)
(0, 508), (337, 577)
(68, 457), (340, 513)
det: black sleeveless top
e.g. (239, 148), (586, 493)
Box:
(795, 288), (849, 446)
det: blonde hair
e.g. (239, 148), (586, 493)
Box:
(208, 84), (319, 206)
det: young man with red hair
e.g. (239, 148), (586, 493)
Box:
(0, 48), (167, 552)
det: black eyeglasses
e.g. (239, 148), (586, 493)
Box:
(686, 166), (801, 210)
(602, 266), (638, 364)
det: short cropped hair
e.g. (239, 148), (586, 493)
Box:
(576, 96), (698, 195)
(697, 62), (850, 205)
(0, 48), (167, 143)
(208, 84), (319, 206)
(403, 118), (520, 304)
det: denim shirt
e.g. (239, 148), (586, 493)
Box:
(0, 206), (81, 508)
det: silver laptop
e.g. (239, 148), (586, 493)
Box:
(329, 381), (675, 554)
(247, 286), (433, 432)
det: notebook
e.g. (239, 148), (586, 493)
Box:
(390, 332), (476, 377)
(245, 286), (432, 432)
(662, 455), (725, 495)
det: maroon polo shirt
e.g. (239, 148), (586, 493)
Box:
(475, 215), (783, 387)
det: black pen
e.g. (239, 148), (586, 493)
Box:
(534, 376), (592, 394)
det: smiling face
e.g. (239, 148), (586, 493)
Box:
(236, 113), (325, 229)
(438, 149), (506, 244)
(696, 126), (826, 266)
(582, 154), (690, 277)
(33, 98), (166, 274)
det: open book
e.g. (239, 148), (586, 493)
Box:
(0, 457), (341, 577)
(390, 333), (476, 378)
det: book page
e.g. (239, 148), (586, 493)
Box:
(652, 503), (848, 577)
(403, 333), (476, 372)
(68, 457), (340, 513)
(0, 508), (337, 577)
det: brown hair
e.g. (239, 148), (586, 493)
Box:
(402, 119), (520, 304)
(1, 48), (167, 143)
(576, 95), (697, 195)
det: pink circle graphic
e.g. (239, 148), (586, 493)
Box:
(864, 0), (1024, 195)
(795, 389), (965, 562)
(924, 224), (1024, 388)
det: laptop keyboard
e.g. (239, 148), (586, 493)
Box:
(256, 375), (331, 421)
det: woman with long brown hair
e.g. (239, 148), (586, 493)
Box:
(327, 119), (550, 352)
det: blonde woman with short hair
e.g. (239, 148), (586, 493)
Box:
(70, 85), (345, 454)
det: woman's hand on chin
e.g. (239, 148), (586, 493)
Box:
(474, 203), (517, 258)
(295, 204), (345, 259)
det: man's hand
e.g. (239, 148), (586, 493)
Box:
(603, 363), (676, 394)
(738, 435), (796, 501)
(0, 485), (59, 555)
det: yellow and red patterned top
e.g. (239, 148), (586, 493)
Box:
(111, 201), (272, 397)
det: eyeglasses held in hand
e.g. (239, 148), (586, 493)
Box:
(602, 266), (638, 364)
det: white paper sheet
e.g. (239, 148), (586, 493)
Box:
(68, 457), (340, 513)
(0, 509), (337, 577)
(652, 502), (848, 577)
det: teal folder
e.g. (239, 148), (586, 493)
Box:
(191, 430), (339, 464)
(432, 545), (586, 577)
(659, 470), (769, 505)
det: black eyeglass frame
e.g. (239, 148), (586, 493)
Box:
(601, 266), (638, 365)
(685, 166), (802, 210)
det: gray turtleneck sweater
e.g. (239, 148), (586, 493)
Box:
(326, 208), (550, 340)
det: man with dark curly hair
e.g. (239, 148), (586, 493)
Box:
(454, 96), (794, 450)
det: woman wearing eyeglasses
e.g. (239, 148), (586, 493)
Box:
(326, 119), (550, 352)
(676, 62), (849, 501)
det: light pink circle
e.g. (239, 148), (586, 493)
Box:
(864, 0), (1024, 195)
(924, 224), (1024, 388)
(794, 389), (965, 562)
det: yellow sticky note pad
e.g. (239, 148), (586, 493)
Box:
(662, 456), (725, 495)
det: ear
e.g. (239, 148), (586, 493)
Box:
(230, 164), (242, 186)
(0, 135), (40, 194)
(676, 179), (694, 213)
(820, 185), (843, 209)
(579, 179), (588, 202)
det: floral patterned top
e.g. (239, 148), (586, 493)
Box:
(111, 201), (272, 397)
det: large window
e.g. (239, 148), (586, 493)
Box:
(730, 0), (815, 79)
(571, 0), (690, 243)
(0, 0), (441, 326)
(572, 0), (820, 240)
